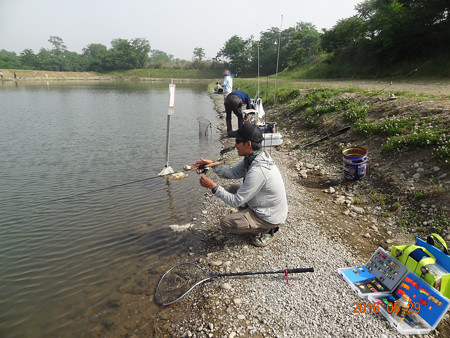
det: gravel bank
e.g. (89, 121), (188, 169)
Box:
(157, 95), (448, 338)
(169, 146), (405, 338)
(147, 86), (450, 338)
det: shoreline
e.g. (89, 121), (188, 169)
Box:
(147, 93), (415, 337)
(0, 69), (215, 83)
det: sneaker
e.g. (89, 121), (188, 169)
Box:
(252, 227), (280, 247)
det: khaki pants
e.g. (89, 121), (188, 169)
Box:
(220, 208), (278, 235)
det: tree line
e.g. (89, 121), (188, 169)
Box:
(1, 1), (448, 77)
(0, 36), (185, 72)
(216, 0), (449, 76)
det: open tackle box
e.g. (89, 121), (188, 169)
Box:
(338, 247), (409, 298)
(338, 247), (450, 334)
(368, 272), (450, 334)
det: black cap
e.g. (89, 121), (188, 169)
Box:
(237, 122), (263, 143)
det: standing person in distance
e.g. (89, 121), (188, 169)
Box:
(193, 123), (288, 247)
(222, 69), (233, 97)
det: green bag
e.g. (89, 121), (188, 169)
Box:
(391, 234), (450, 298)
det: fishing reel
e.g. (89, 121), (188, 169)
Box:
(186, 161), (224, 175)
(196, 165), (210, 175)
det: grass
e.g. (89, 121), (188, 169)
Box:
(391, 202), (402, 211)
(351, 113), (449, 166)
(232, 77), (449, 166)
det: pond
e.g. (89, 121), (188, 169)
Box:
(0, 79), (221, 337)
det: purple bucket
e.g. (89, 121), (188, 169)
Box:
(342, 146), (368, 180)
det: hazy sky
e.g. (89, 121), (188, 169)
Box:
(0, 0), (362, 60)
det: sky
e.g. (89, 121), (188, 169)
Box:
(0, 0), (363, 60)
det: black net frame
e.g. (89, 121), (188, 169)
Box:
(154, 263), (314, 306)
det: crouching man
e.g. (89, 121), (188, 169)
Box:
(193, 123), (288, 247)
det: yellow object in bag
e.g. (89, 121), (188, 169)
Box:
(391, 234), (450, 298)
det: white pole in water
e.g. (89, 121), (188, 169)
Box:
(158, 79), (176, 176)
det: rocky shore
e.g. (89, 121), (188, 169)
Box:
(152, 94), (448, 338)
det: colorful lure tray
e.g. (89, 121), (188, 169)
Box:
(339, 247), (450, 334)
(368, 272), (450, 334)
(338, 247), (409, 297)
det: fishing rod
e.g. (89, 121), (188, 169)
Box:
(184, 161), (224, 175)
(303, 126), (351, 148)
(273, 14), (283, 106)
(373, 60), (430, 96)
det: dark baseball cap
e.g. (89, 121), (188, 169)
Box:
(237, 122), (263, 143)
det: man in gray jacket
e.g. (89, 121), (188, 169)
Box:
(194, 123), (288, 247)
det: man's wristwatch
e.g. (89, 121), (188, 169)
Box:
(211, 186), (218, 194)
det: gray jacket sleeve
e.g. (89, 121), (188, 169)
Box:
(213, 163), (266, 208)
(213, 161), (246, 179)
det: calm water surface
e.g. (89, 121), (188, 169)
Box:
(0, 80), (221, 337)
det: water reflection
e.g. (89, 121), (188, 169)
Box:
(0, 80), (220, 337)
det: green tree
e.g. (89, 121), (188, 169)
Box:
(193, 47), (205, 61)
(37, 48), (56, 70)
(110, 38), (138, 69)
(149, 49), (174, 68)
(131, 38), (151, 68)
(20, 49), (40, 69)
(64, 50), (84, 72)
(109, 38), (150, 69)
(82, 43), (110, 71)
(355, 0), (450, 63)
(48, 36), (68, 70)
(257, 28), (280, 75)
(0, 49), (20, 68)
(48, 36), (67, 56)
(321, 17), (366, 53)
(284, 22), (321, 67)
(217, 35), (253, 75)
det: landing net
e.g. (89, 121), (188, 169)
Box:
(154, 262), (212, 306)
(197, 116), (212, 138)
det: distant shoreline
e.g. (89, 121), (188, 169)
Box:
(0, 69), (101, 81)
(0, 69), (218, 82)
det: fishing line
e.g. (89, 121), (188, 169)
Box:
(34, 158), (230, 206)
(33, 173), (167, 206)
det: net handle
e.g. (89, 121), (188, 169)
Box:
(217, 267), (314, 277)
(154, 265), (314, 306)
